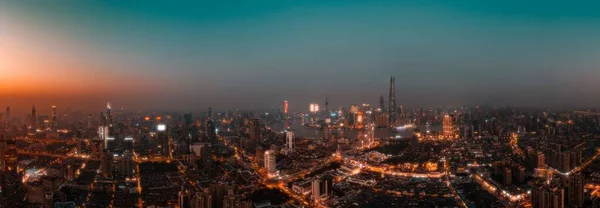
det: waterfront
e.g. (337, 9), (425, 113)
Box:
(270, 119), (442, 140)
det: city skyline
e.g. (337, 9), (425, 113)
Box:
(2, 1), (600, 113)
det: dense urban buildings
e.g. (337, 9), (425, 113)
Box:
(1, 78), (599, 207)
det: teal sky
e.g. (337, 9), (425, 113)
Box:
(1, 1), (600, 113)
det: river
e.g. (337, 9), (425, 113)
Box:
(270, 119), (441, 140)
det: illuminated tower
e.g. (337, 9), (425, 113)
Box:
(443, 114), (454, 138)
(106, 102), (112, 125)
(286, 129), (295, 151)
(264, 150), (277, 176)
(99, 126), (109, 148)
(379, 95), (384, 110)
(51, 105), (57, 128)
(388, 77), (396, 125)
(31, 105), (37, 129)
(283, 100), (288, 114)
(157, 124), (169, 157)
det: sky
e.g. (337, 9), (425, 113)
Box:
(1, 0), (600, 114)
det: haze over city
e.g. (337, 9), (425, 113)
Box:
(2, 1), (600, 114)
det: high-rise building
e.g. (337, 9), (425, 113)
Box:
(283, 100), (288, 114)
(222, 187), (241, 208)
(101, 152), (113, 178)
(249, 119), (261, 141)
(537, 152), (546, 168)
(31, 105), (37, 130)
(178, 188), (191, 208)
(379, 95), (384, 110)
(255, 147), (264, 168)
(568, 173), (584, 207)
(312, 175), (333, 203)
(0, 134), (6, 172)
(264, 150), (277, 176)
(388, 76), (397, 124)
(106, 102), (112, 126)
(206, 120), (216, 140)
(503, 168), (512, 185)
(191, 190), (213, 208)
(98, 126), (109, 149)
(286, 129), (295, 151)
(157, 124), (170, 157)
(91, 139), (104, 159)
(44, 191), (53, 208)
(532, 184), (565, 208)
(443, 114), (455, 138)
(325, 95), (329, 113)
(51, 105), (57, 128)
(207, 107), (213, 119)
(560, 152), (570, 173)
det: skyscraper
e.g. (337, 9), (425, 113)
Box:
(157, 124), (170, 157)
(443, 114), (455, 138)
(568, 173), (584, 207)
(51, 105), (57, 128)
(249, 119), (261, 141)
(106, 102), (112, 126)
(31, 105), (37, 129)
(98, 126), (109, 149)
(312, 175), (333, 203)
(388, 77), (396, 125)
(286, 130), (295, 151)
(283, 100), (288, 114)
(264, 150), (277, 176)
(206, 120), (216, 140)
(178, 188), (191, 208)
(0, 134), (6, 172)
(379, 95), (384, 110)
(325, 95), (329, 113)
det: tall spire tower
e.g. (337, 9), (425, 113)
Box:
(106, 102), (112, 126)
(388, 77), (396, 125)
(325, 95), (329, 112)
